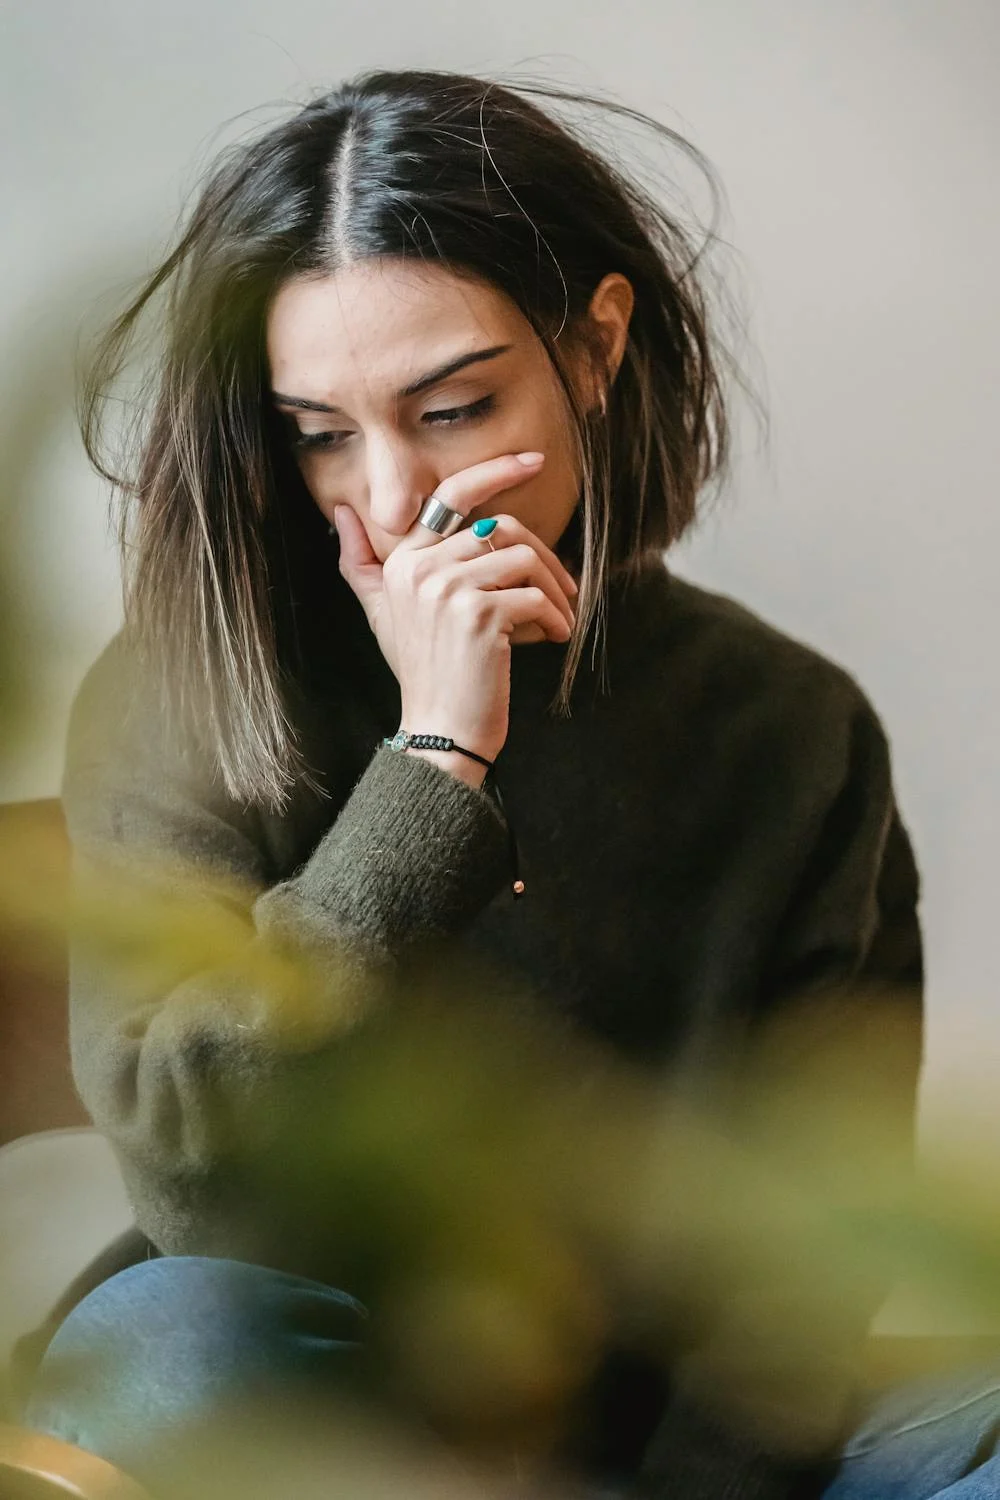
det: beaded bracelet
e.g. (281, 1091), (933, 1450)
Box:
(382, 730), (493, 769)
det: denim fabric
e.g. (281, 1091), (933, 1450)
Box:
(822, 1364), (1000, 1499)
(24, 1255), (1000, 1499)
(25, 1256), (368, 1494)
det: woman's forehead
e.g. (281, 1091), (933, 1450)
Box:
(266, 260), (523, 398)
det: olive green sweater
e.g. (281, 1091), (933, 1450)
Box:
(62, 560), (923, 1500)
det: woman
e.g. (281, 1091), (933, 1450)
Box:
(22, 66), (977, 1500)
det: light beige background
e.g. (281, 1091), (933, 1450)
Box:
(2, 2), (998, 1186)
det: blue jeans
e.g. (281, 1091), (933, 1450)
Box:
(825, 1364), (1000, 1499)
(23, 1256), (1000, 1499)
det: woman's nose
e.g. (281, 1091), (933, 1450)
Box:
(364, 437), (435, 538)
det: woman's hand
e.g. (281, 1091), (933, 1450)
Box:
(334, 452), (578, 782)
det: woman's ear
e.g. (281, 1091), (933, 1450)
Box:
(586, 273), (635, 407)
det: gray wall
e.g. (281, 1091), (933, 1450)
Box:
(3, 2), (998, 1173)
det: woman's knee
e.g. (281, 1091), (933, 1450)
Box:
(24, 1255), (366, 1466)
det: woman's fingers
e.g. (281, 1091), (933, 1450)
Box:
(396, 452), (545, 554)
(500, 587), (574, 643)
(509, 622), (549, 645)
(459, 544), (575, 634)
(451, 512), (578, 602)
(333, 503), (383, 617)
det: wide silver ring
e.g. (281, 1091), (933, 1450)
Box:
(418, 494), (465, 538)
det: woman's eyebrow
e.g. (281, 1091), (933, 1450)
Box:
(271, 343), (513, 413)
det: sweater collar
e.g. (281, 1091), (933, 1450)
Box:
(508, 553), (673, 708)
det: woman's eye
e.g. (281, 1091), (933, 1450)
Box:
(288, 394), (495, 452)
(423, 394), (496, 426)
(291, 429), (349, 452)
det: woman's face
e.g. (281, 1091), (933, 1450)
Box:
(266, 259), (585, 562)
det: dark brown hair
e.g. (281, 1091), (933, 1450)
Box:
(83, 69), (744, 807)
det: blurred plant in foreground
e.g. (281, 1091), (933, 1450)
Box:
(1, 799), (997, 1497)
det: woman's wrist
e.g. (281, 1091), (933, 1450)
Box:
(385, 728), (494, 789)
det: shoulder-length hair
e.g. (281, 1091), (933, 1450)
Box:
(83, 68), (742, 809)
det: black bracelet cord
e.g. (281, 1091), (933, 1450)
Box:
(389, 732), (493, 769)
(382, 732), (525, 898)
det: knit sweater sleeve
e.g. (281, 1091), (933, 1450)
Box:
(632, 694), (923, 1500)
(62, 638), (512, 1267)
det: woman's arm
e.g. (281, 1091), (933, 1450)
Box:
(63, 636), (512, 1270)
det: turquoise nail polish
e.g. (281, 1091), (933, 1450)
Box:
(472, 518), (498, 538)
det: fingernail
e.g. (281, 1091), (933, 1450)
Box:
(515, 451), (545, 466)
(332, 505), (344, 532)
